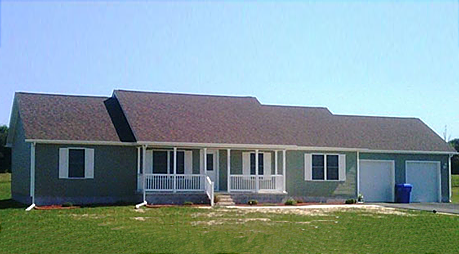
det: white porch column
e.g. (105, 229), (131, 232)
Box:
(356, 151), (360, 197)
(227, 149), (231, 193)
(173, 147), (177, 193)
(275, 150), (278, 175)
(137, 147), (141, 191)
(255, 149), (259, 192)
(203, 148), (208, 191)
(142, 145), (147, 202)
(282, 150), (286, 192)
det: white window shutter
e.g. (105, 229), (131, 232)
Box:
(59, 148), (69, 179)
(242, 152), (250, 175)
(339, 154), (346, 181)
(185, 151), (193, 174)
(264, 153), (272, 177)
(146, 150), (153, 174)
(85, 148), (95, 179)
(304, 153), (312, 181)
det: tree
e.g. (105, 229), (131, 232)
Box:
(449, 139), (459, 175)
(0, 125), (11, 173)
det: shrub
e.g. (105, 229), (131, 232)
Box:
(295, 199), (304, 204)
(248, 200), (258, 205)
(345, 199), (357, 204)
(284, 198), (297, 206)
(62, 202), (73, 207)
(183, 201), (193, 206)
(214, 195), (221, 203)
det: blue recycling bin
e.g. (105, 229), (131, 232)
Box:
(395, 184), (412, 203)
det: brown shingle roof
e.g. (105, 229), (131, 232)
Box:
(16, 92), (121, 142)
(115, 90), (454, 152)
(13, 90), (455, 152)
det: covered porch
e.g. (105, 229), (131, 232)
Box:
(136, 146), (287, 194)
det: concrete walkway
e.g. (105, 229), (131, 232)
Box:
(377, 203), (459, 214)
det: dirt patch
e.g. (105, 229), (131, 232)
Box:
(132, 217), (149, 221)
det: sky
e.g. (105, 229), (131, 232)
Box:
(0, 1), (458, 139)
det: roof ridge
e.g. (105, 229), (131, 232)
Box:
(262, 104), (330, 110)
(114, 89), (258, 100)
(334, 114), (418, 120)
(16, 91), (109, 99)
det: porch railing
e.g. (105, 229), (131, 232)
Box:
(140, 174), (205, 192)
(205, 176), (214, 206)
(229, 175), (284, 193)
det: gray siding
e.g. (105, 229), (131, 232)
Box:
(285, 151), (357, 201)
(11, 117), (31, 203)
(35, 144), (137, 205)
(359, 153), (450, 202)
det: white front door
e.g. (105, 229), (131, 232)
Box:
(206, 150), (218, 190)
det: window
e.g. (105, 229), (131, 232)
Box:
(153, 151), (168, 174)
(312, 155), (324, 180)
(305, 154), (345, 181)
(206, 154), (214, 171)
(68, 149), (85, 178)
(250, 153), (264, 175)
(59, 148), (94, 179)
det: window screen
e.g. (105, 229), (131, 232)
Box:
(153, 151), (168, 174)
(326, 155), (339, 180)
(312, 155), (325, 180)
(68, 149), (85, 178)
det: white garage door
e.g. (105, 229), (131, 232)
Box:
(359, 160), (395, 202)
(406, 161), (441, 202)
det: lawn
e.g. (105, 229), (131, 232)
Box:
(451, 175), (459, 203)
(1, 174), (459, 253)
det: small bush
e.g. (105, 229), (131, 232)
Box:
(345, 199), (357, 204)
(214, 195), (221, 203)
(183, 201), (193, 206)
(62, 202), (73, 207)
(285, 198), (297, 206)
(248, 200), (258, 205)
(295, 199), (304, 204)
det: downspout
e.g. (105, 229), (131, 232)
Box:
(135, 145), (148, 209)
(25, 142), (36, 211)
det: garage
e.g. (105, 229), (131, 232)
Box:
(406, 161), (441, 202)
(359, 160), (395, 202)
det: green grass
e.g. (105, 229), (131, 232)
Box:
(451, 175), (459, 203)
(1, 173), (459, 253)
(0, 173), (11, 200)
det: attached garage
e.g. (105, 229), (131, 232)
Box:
(359, 160), (395, 202)
(406, 161), (441, 202)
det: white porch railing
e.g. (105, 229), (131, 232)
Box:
(229, 175), (284, 193)
(205, 176), (214, 206)
(140, 174), (205, 192)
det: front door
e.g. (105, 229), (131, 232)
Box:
(206, 150), (218, 190)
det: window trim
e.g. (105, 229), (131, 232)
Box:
(59, 147), (94, 179)
(308, 153), (342, 182)
(149, 149), (192, 175)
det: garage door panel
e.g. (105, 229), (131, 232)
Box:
(359, 160), (394, 202)
(406, 161), (440, 203)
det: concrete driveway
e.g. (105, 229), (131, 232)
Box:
(377, 203), (459, 214)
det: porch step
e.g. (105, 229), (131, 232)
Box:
(215, 194), (235, 206)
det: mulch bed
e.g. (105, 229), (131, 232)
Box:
(35, 205), (80, 210)
(146, 204), (210, 208)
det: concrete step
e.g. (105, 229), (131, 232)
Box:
(215, 194), (235, 206)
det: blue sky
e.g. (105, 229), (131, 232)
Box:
(0, 1), (458, 139)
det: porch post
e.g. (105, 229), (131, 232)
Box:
(142, 145), (147, 202)
(203, 148), (207, 172)
(275, 150), (278, 175)
(255, 149), (259, 192)
(227, 149), (231, 193)
(173, 147), (177, 193)
(282, 150), (286, 192)
(137, 147), (141, 191)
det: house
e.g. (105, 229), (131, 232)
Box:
(6, 90), (456, 209)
